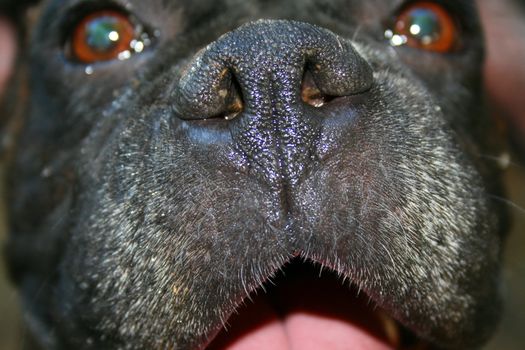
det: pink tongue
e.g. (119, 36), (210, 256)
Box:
(207, 270), (394, 350)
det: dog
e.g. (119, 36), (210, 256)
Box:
(0, 0), (510, 349)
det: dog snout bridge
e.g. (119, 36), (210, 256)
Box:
(172, 20), (374, 186)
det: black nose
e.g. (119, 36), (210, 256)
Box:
(173, 20), (373, 186)
(174, 20), (373, 120)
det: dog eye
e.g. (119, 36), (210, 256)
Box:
(69, 10), (149, 63)
(386, 2), (458, 52)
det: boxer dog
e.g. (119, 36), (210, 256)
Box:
(0, 0), (509, 349)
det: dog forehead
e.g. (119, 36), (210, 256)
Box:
(3, 0), (479, 18)
(32, 0), (400, 22)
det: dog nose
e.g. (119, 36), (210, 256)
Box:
(172, 20), (373, 186)
(173, 20), (373, 120)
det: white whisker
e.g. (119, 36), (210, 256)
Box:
(489, 195), (525, 215)
(477, 153), (524, 171)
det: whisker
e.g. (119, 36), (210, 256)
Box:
(476, 153), (524, 171)
(352, 24), (363, 42)
(489, 194), (525, 215)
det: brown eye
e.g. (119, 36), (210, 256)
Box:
(387, 2), (458, 53)
(70, 10), (142, 63)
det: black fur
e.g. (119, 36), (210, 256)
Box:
(2, 0), (508, 349)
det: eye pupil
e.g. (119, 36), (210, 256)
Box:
(84, 16), (125, 53)
(405, 9), (441, 43)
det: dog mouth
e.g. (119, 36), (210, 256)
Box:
(205, 260), (430, 350)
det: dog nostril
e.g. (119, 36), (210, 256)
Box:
(221, 72), (244, 121)
(206, 68), (245, 121)
(174, 64), (245, 121)
(301, 69), (333, 108)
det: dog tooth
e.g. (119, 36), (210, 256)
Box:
(377, 311), (400, 347)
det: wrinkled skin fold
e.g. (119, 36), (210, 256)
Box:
(2, 0), (507, 349)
